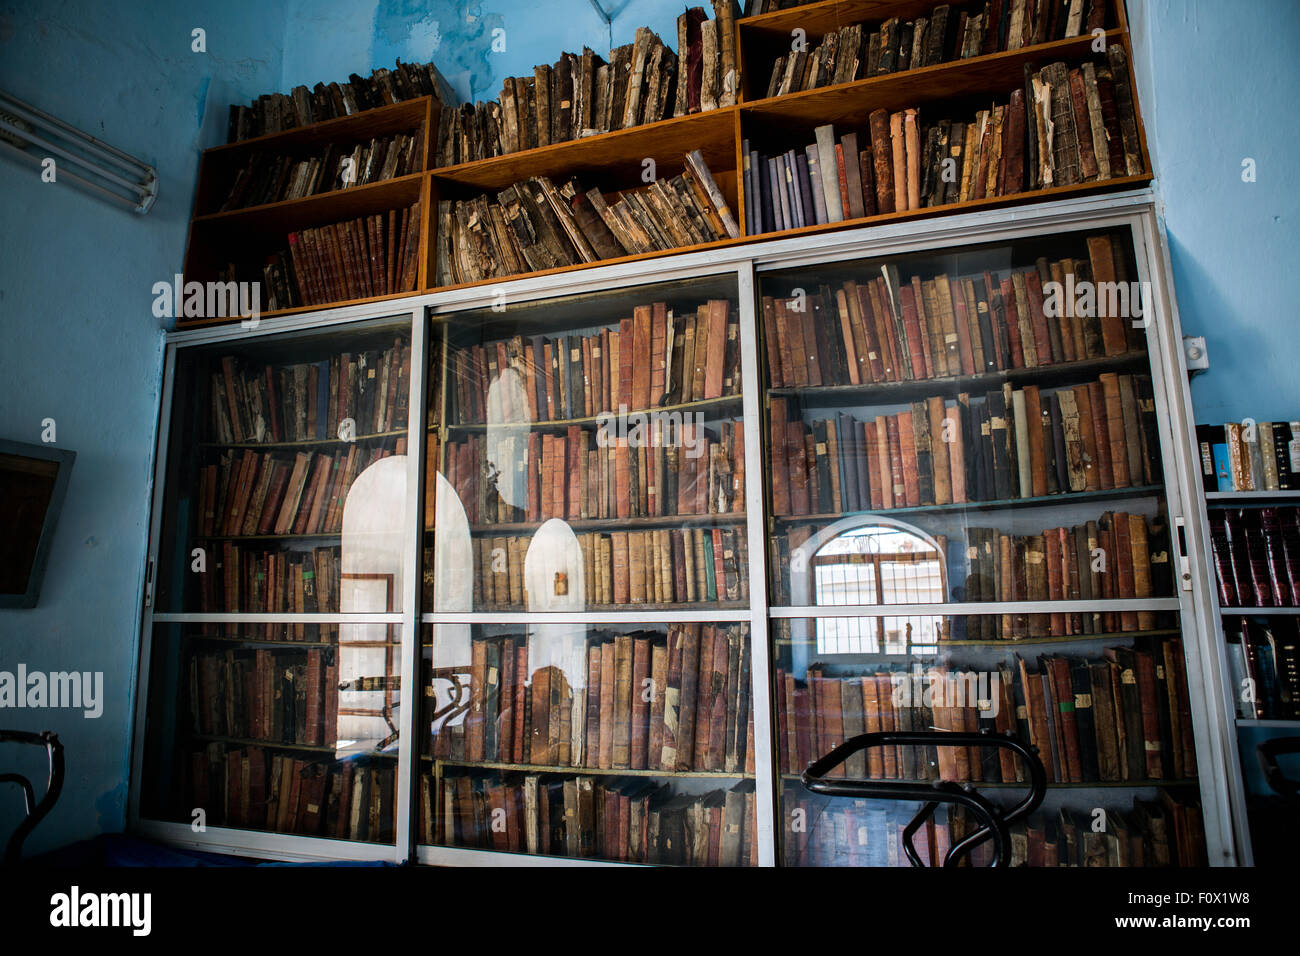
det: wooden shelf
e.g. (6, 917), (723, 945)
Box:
(769, 351), (1150, 406)
(200, 428), (408, 450)
(180, 2), (1150, 326)
(205, 97), (432, 160)
(461, 600), (749, 613)
(772, 484), (1164, 524)
(937, 627), (1181, 646)
(433, 107), (738, 192)
(779, 774), (1196, 788)
(740, 0), (944, 35)
(430, 758), (751, 779)
(742, 173), (1152, 243)
(189, 734), (399, 758)
(743, 32), (1123, 124)
(775, 629), (1181, 648)
(192, 172), (424, 234)
(194, 532), (341, 542)
(440, 394), (743, 432)
(458, 512), (748, 535)
(183, 634), (400, 649)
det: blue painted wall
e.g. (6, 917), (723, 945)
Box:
(3, 0), (1299, 855)
(0, 0), (285, 855)
(281, 0), (687, 104)
(1129, 0), (1300, 425)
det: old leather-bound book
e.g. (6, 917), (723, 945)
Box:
(927, 397), (953, 505)
(1041, 62), (1081, 185)
(1131, 648), (1165, 779)
(1088, 659), (1122, 781)
(1095, 373), (1128, 489)
(1086, 235), (1127, 355)
(910, 404), (934, 504)
(1106, 45), (1144, 175)
(610, 635), (634, 768)
(1067, 67), (1099, 181)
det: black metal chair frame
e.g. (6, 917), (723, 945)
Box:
(801, 729), (1046, 867)
(0, 730), (64, 865)
(1257, 735), (1300, 799)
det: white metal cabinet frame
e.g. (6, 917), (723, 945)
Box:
(126, 189), (1244, 866)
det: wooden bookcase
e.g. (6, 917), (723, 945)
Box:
(179, 0), (1151, 328)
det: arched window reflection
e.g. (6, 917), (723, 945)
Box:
(338, 455), (407, 756)
(791, 518), (946, 658)
(485, 362), (530, 514)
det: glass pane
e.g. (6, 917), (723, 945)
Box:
(139, 621), (403, 844)
(155, 315), (413, 613)
(759, 227), (1171, 608)
(418, 621), (757, 864)
(773, 613), (1207, 866)
(423, 275), (749, 613)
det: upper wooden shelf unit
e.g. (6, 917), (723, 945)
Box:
(180, 0), (1151, 327)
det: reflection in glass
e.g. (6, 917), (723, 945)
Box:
(338, 455), (406, 756)
(773, 614), (1206, 866)
(420, 622), (756, 864)
(790, 518), (945, 656)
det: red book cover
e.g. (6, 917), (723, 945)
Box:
(1024, 271), (1055, 365)
(833, 143), (851, 220)
(704, 299), (729, 399)
(899, 285), (929, 381)
(897, 409), (919, 507)
(863, 420), (882, 510)
(949, 277), (977, 375)
(886, 415), (905, 509)
(785, 419), (810, 515)
(630, 636), (651, 769)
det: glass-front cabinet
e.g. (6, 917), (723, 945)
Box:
(135, 313), (417, 850)
(418, 273), (758, 864)
(759, 226), (1210, 866)
(132, 203), (1241, 865)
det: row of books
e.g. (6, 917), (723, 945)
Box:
(768, 373), (1159, 515)
(209, 341), (410, 445)
(446, 300), (740, 425)
(435, 152), (739, 286)
(217, 131), (423, 213)
(1226, 617), (1300, 721)
(1198, 421), (1300, 492)
(743, 51), (1141, 236)
(763, 0), (1109, 98)
(426, 526), (751, 610)
(437, 625), (753, 774)
(197, 544), (340, 617)
(427, 774), (755, 865)
(188, 745), (395, 843)
(953, 514), (1169, 639)
(285, 202), (423, 307)
(777, 642), (1197, 784)
(435, 4), (739, 165)
(227, 58), (450, 143)
(441, 422), (744, 526)
(781, 787), (1206, 867)
(1208, 507), (1300, 608)
(196, 441), (403, 541)
(762, 233), (1138, 388)
(188, 646), (340, 747)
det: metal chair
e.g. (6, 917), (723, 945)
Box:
(1, 730), (64, 864)
(801, 729), (1046, 867)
